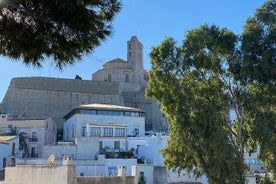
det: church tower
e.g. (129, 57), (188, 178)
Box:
(127, 36), (144, 72)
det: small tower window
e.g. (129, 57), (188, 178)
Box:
(125, 74), (129, 82)
(129, 52), (131, 57)
(128, 44), (131, 49)
(108, 74), (111, 82)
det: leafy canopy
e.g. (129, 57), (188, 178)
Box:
(147, 26), (245, 184)
(146, 0), (276, 182)
(0, 0), (121, 68)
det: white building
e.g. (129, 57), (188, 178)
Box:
(14, 103), (207, 183)
(0, 136), (19, 170)
(63, 103), (145, 152)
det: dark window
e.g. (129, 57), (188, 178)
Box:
(81, 127), (87, 136)
(114, 141), (120, 150)
(99, 141), (103, 152)
(32, 132), (38, 142)
(124, 112), (131, 116)
(3, 157), (6, 168)
(134, 129), (139, 137)
(125, 74), (129, 82)
(130, 112), (139, 117)
(98, 110), (108, 115)
(107, 111), (113, 116)
(12, 143), (15, 156)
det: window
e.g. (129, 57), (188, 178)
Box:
(98, 110), (108, 115)
(80, 109), (97, 115)
(113, 111), (120, 116)
(72, 124), (75, 138)
(124, 112), (131, 116)
(139, 172), (146, 183)
(11, 158), (15, 167)
(134, 129), (139, 137)
(90, 127), (101, 137)
(12, 143), (16, 156)
(107, 111), (113, 116)
(32, 132), (37, 142)
(115, 128), (125, 137)
(81, 127), (87, 137)
(108, 74), (111, 82)
(130, 112), (139, 117)
(31, 147), (37, 157)
(2, 158), (6, 168)
(103, 127), (113, 137)
(99, 141), (103, 152)
(125, 74), (129, 82)
(114, 141), (120, 150)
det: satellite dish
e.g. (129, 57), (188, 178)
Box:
(46, 154), (55, 167)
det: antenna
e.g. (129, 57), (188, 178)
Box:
(46, 154), (55, 167)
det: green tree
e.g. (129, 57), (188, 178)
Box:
(146, 1), (276, 183)
(239, 0), (276, 177)
(146, 25), (246, 183)
(0, 0), (121, 68)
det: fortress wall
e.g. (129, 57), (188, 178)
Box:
(8, 77), (120, 94)
(2, 77), (167, 132)
(2, 77), (125, 129)
(122, 91), (168, 131)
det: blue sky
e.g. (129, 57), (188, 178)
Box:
(0, 0), (267, 102)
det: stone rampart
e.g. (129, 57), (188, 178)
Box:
(2, 77), (168, 131)
(8, 77), (121, 94)
(2, 77), (124, 129)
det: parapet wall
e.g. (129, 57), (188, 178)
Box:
(3, 166), (136, 184)
(76, 176), (135, 184)
(4, 166), (76, 184)
(8, 77), (121, 94)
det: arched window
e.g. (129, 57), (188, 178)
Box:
(125, 74), (129, 82)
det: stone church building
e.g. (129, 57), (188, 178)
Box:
(2, 36), (168, 134)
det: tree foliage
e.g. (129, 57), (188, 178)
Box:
(0, 0), (121, 68)
(146, 0), (275, 183)
(240, 0), (276, 177)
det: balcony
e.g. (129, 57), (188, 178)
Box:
(100, 148), (135, 159)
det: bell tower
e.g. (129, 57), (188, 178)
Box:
(127, 36), (143, 72)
